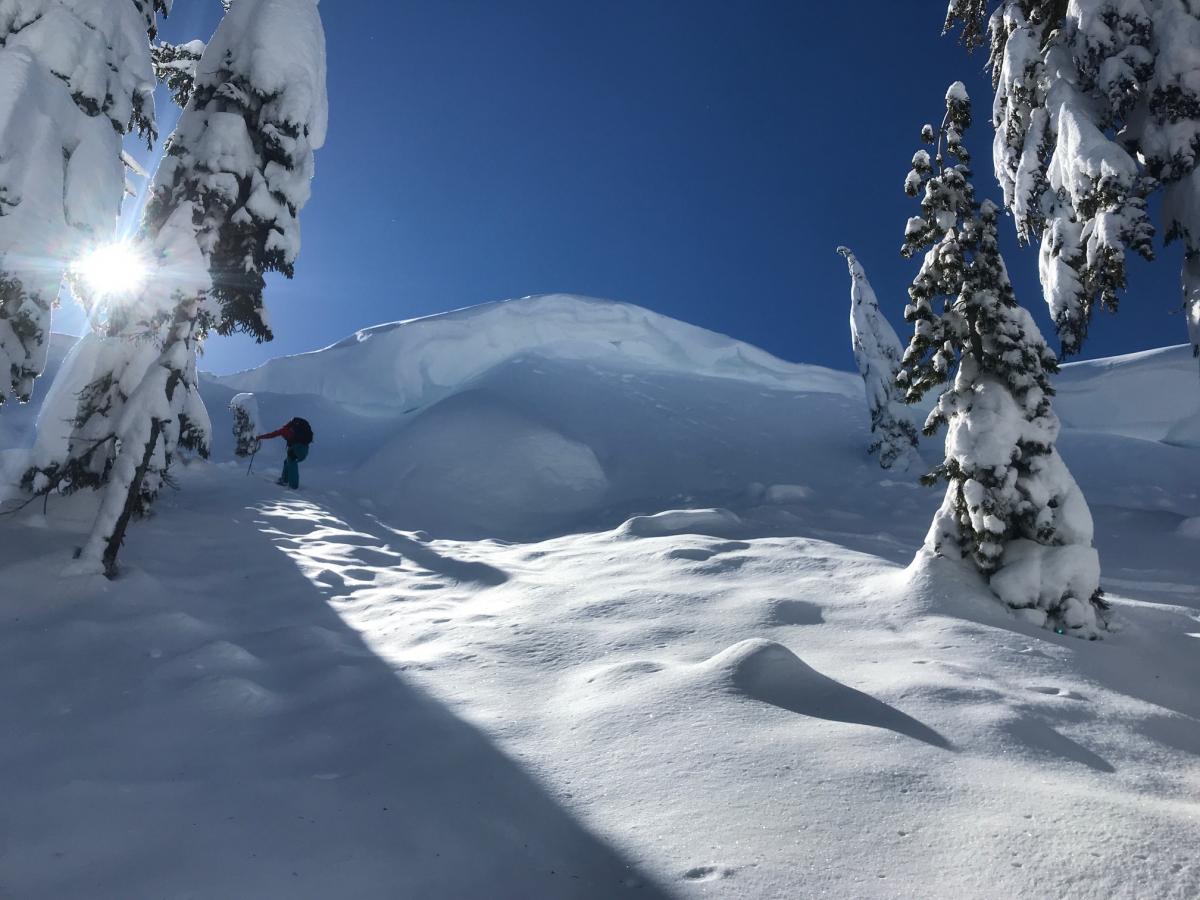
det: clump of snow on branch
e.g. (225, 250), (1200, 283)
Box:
(152, 39), (207, 107)
(837, 247), (920, 470)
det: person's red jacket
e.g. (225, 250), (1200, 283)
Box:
(257, 423), (298, 443)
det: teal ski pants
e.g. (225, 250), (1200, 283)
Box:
(281, 442), (309, 488)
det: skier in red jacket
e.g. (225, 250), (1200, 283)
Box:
(257, 417), (314, 489)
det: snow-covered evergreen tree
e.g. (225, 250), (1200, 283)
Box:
(837, 247), (921, 470)
(945, 0), (1200, 361)
(899, 83), (1106, 637)
(0, 1), (161, 406)
(66, 0), (328, 575)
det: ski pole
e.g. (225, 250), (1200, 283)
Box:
(247, 444), (259, 475)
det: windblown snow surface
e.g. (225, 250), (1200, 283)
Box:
(1, 294), (1198, 898)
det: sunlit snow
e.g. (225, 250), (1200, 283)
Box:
(1, 296), (1198, 898)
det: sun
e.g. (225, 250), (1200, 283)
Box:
(72, 241), (150, 299)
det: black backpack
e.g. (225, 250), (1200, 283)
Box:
(289, 417), (314, 444)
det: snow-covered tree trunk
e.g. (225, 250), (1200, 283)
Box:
(0, 1), (160, 406)
(837, 247), (920, 470)
(899, 84), (1105, 638)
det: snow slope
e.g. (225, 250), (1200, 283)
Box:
(1054, 344), (1200, 442)
(1, 296), (1199, 898)
(207, 294), (864, 540)
(214, 293), (857, 412)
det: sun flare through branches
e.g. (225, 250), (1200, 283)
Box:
(71, 241), (151, 301)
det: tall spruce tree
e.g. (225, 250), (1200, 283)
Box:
(838, 247), (921, 470)
(67, 0), (328, 576)
(945, 0), (1200, 362)
(899, 83), (1106, 637)
(0, 1), (163, 406)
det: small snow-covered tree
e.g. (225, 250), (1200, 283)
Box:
(0, 1), (161, 405)
(68, 0), (327, 576)
(837, 247), (921, 470)
(899, 84), (1106, 637)
(230, 393), (260, 457)
(945, 0), (1200, 362)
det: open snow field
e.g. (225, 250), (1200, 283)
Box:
(2, 296), (1199, 898)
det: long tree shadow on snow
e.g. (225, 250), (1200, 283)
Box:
(257, 497), (509, 589)
(365, 513), (510, 587)
(0, 485), (672, 899)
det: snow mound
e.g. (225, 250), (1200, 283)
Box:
(702, 639), (951, 748)
(1179, 517), (1200, 539)
(619, 508), (743, 538)
(215, 293), (858, 412)
(1164, 408), (1200, 448)
(763, 483), (811, 504)
(350, 391), (607, 540)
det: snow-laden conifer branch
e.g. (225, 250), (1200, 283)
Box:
(946, 0), (1200, 363)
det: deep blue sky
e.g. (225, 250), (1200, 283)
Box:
(68, 1), (1187, 374)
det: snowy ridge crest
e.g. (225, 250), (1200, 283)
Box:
(214, 293), (859, 411)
